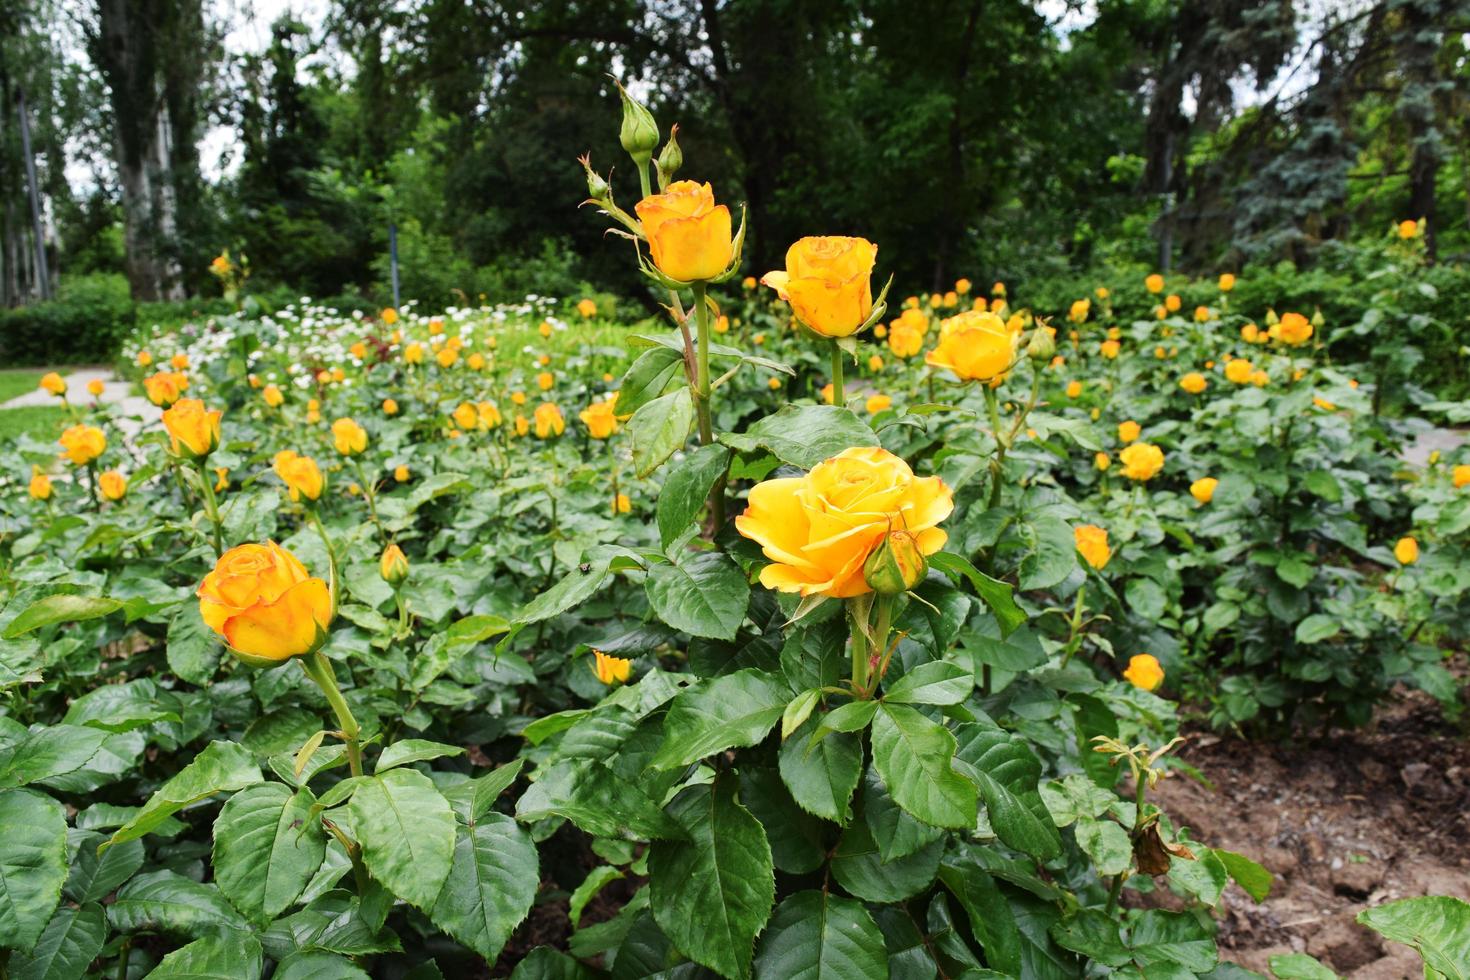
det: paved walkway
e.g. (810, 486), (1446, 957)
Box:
(1401, 426), (1467, 468)
(2, 367), (159, 439)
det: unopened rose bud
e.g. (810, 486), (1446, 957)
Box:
(1311, 307), (1325, 328)
(1264, 308), (1279, 326)
(1026, 326), (1056, 362)
(616, 81), (659, 166)
(863, 529), (927, 595)
(579, 155), (610, 204)
(656, 124), (683, 189)
(379, 543), (409, 588)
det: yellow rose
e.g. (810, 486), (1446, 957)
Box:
(1394, 536), (1419, 565)
(887, 321), (924, 358)
(864, 394), (892, 414)
(350, 341), (367, 360)
(1276, 311), (1313, 346)
(1190, 477), (1218, 504)
(1074, 524), (1110, 570)
(162, 399), (222, 461)
(477, 401), (503, 429)
(143, 371), (189, 408)
(615, 493), (631, 514)
(382, 307), (399, 325)
(1165, 294), (1181, 312)
(467, 353), (486, 371)
(1453, 465), (1470, 489)
(99, 470), (128, 501)
(453, 402), (479, 431)
(577, 298), (598, 318)
(868, 355), (884, 372)
(1095, 286), (1110, 299)
(955, 278), (972, 295)
(58, 425), (106, 465)
(29, 467), (52, 500)
(263, 384), (284, 408)
(171, 353), (189, 370)
(1066, 380), (1083, 398)
(537, 371), (555, 391)
(1068, 298), (1091, 323)
(591, 650), (633, 685)
(331, 418), (368, 456)
(215, 467), (229, 492)
(514, 415), (529, 437)
(539, 321), (553, 339)
(1118, 420), (1141, 443)
(404, 342), (424, 365)
(534, 403), (565, 439)
(1225, 359), (1253, 384)
(1194, 306), (1210, 323)
(1100, 339), (1120, 359)
(429, 319), (445, 336)
(991, 281), (1006, 297)
(579, 399), (618, 439)
(380, 543), (409, 587)
(137, 351), (153, 367)
(87, 379), (105, 397)
(273, 451), (325, 502)
(1218, 273), (1236, 292)
(1397, 219), (1419, 239)
(436, 347), (459, 369)
(1241, 324), (1259, 343)
(735, 446), (953, 598)
(767, 377), (782, 390)
(761, 236), (878, 339)
(1095, 452), (1111, 471)
(925, 311), (1018, 383)
(1145, 274), (1164, 294)
(1123, 654), (1164, 692)
(394, 465), (410, 482)
(1119, 443), (1165, 482)
(1179, 372), (1207, 394)
(383, 398), (399, 415)
(634, 180), (734, 282)
(198, 542), (332, 666)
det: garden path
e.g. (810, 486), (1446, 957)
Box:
(0, 367), (159, 439)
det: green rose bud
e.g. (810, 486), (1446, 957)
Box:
(580, 155), (611, 204)
(863, 529), (927, 595)
(1026, 326), (1056, 362)
(617, 82), (659, 166)
(656, 124), (683, 190)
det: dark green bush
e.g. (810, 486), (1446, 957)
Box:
(0, 273), (136, 365)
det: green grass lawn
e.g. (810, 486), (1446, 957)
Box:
(0, 368), (46, 402)
(0, 406), (66, 442)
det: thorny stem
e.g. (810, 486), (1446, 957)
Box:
(1059, 584), (1088, 667)
(197, 461), (225, 557)
(691, 281), (727, 531)
(302, 649), (363, 779)
(350, 458), (383, 537)
(1105, 762), (1151, 915)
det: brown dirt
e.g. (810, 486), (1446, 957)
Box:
(1147, 690), (1470, 978)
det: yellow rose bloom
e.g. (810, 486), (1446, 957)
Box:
(1194, 306), (1210, 323)
(1068, 298), (1091, 323)
(1397, 219), (1419, 239)
(1100, 339), (1120, 359)
(925, 310), (1018, 383)
(1095, 452), (1111, 471)
(383, 398), (399, 415)
(577, 298), (598, 318)
(762, 236), (878, 338)
(1218, 273), (1236, 292)
(864, 394), (892, 414)
(197, 542), (332, 665)
(1145, 274), (1164, 294)
(162, 399), (222, 461)
(404, 342), (424, 365)
(1066, 380), (1083, 398)
(29, 466), (52, 500)
(1452, 464), (1470, 489)
(1074, 524), (1110, 570)
(331, 418), (368, 456)
(735, 446), (953, 598)
(1190, 477), (1218, 504)
(137, 351), (152, 367)
(436, 347), (459, 368)
(742, 276), (757, 290)
(955, 278), (972, 295)
(382, 307), (399, 325)
(99, 470), (128, 501)
(767, 377), (782, 390)
(1095, 286), (1110, 299)
(215, 467), (229, 492)
(1179, 372), (1207, 394)
(1123, 654), (1164, 691)
(86, 379), (105, 397)
(991, 281), (1006, 297)
(591, 650), (633, 685)
(1118, 420), (1141, 443)
(887, 321), (924, 359)
(514, 414), (529, 437)
(170, 353), (189, 370)
(1394, 536), (1419, 565)
(350, 341), (368, 360)
(1241, 324), (1259, 343)
(1119, 443), (1165, 482)
(142, 371), (188, 411)
(475, 402), (501, 430)
(1225, 358), (1254, 384)
(537, 371), (555, 391)
(262, 384), (284, 408)
(1165, 294), (1181, 312)
(714, 315), (730, 334)
(453, 402), (479, 431)
(634, 180), (734, 282)
(38, 371), (67, 396)
(534, 402), (565, 439)
(58, 425), (107, 465)
(868, 355), (884, 372)
(467, 352), (487, 371)
(616, 493), (631, 514)
(272, 451), (325, 502)
(580, 399), (618, 439)
(1276, 311), (1313, 346)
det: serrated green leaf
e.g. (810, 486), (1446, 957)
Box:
(718, 404), (878, 469)
(645, 551), (749, 641)
(212, 783), (325, 927)
(0, 789), (68, 952)
(346, 768), (456, 910)
(629, 389), (695, 477)
(928, 552), (1025, 636)
(753, 890), (887, 980)
(144, 929), (263, 980)
(656, 444), (731, 549)
(870, 704), (977, 829)
(375, 739), (465, 773)
(515, 759), (685, 841)
(105, 741), (261, 850)
(953, 724), (1061, 860)
(7, 902), (108, 980)
(3, 595), (121, 639)
(883, 660), (973, 705)
(1357, 896), (1470, 979)
(778, 718), (861, 824)
(427, 814), (538, 962)
(650, 668), (788, 769)
(107, 870), (248, 938)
